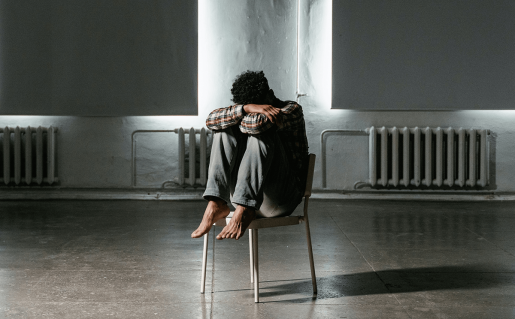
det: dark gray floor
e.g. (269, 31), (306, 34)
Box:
(0, 199), (514, 318)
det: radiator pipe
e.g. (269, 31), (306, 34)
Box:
(413, 127), (421, 186)
(479, 129), (488, 187)
(189, 127), (196, 186)
(200, 128), (207, 185)
(457, 128), (466, 187)
(402, 127), (410, 187)
(380, 127), (388, 187)
(179, 128), (185, 186)
(424, 127), (432, 187)
(391, 127), (399, 187)
(3, 127), (10, 185)
(25, 126), (32, 185)
(446, 127), (455, 187)
(434, 127), (443, 187)
(14, 127), (21, 185)
(36, 126), (43, 185)
(467, 129), (477, 187)
(369, 127), (376, 187)
(47, 126), (56, 185)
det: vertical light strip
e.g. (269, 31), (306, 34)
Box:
(0, 1), (3, 104)
(198, 0), (205, 114)
(328, 0), (332, 109)
(198, 0), (213, 117)
(305, 0), (332, 110)
(296, 0), (301, 101)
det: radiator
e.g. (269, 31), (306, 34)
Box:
(369, 126), (489, 188)
(0, 126), (58, 185)
(174, 127), (210, 187)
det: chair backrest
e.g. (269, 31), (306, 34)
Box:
(304, 154), (316, 198)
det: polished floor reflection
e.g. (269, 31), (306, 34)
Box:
(0, 199), (514, 318)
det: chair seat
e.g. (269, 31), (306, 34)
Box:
(214, 212), (304, 229)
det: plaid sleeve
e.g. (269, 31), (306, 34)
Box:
(239, 101), (304, 135)
(206, 104), (245, 131)
(239, 113), (275, 135)
(277, 101), (304, 132)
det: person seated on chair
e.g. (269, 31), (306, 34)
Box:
(191, 70), (309, 240)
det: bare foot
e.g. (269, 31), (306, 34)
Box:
(191, 198), (230, 238)
(216, 205), (256, 240)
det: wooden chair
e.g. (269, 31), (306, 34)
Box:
(200, 154), (317, 303)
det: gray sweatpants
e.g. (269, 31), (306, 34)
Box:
(203, 126), (302, 218)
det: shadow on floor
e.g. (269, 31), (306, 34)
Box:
(256, 264), (511, 303)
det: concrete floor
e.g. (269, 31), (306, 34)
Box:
(0, 200), (514, 318)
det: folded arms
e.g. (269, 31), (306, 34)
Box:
(206, 102), (304, 135)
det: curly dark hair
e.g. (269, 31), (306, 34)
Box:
(231, 70), (270, 105)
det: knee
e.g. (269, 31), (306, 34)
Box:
(246, 135), (275, 155)
(213, 126), (236, 138)
(212, 126), (242, 146)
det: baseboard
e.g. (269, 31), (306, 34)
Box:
(0, 188), (514, 201)
(0, 188), (205, 201)
(311, 191), (515, 201)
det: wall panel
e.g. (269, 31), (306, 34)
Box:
(332, 0), (515, 110)
(0, 0), (197, 115)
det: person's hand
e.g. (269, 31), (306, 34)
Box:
(243, 104), (283, 128)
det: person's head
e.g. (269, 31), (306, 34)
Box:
(231, 70), (274, 105)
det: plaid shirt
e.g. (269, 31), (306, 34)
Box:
(206, 101), (309, 185)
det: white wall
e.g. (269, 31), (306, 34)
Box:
(1, 0), (514, 194)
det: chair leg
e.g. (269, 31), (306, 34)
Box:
(304, 216), (317, 295)
(253, 229), (259, 303)
(201, 232), (209, 294)
(249, 229), (254, 283)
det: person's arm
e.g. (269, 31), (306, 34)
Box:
(275, 101), (304, 132)
(240, 101), (304, 135)
(205, 104), (246, 131)
(239, 113), (275, 135)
